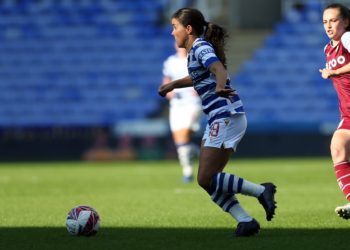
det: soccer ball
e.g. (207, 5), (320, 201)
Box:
(66, 205), (100, 236)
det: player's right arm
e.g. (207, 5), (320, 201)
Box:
(319, 64), (350, 78)
(158, 75), (192, 97)
(161, 76), (176, 100)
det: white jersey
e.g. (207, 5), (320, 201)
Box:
(162, 54), (201, 107)
(162, 53), (202, 132)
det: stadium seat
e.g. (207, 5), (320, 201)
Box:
(233, 1), (338, 132)
(0, 0), (171, 127)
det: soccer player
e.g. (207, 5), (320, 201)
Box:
(161, 44), (202, 182)
(158, 8), (277, 236)
(319, 3), (350, 219)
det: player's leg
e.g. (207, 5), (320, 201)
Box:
(173, 128), (195, 182)
(198, 144), (259, 236)
(170, 106), (198, 182)
(199, 145), (276, 222)
(211, 172), (276, 221)
(200, 115), (277, 221)
(330, 128), (350, 218)
(331, 129), (350, 199)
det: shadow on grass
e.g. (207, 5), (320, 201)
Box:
(0, 227), (348, 250)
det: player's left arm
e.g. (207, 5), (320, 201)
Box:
(158, 75), (192, 97)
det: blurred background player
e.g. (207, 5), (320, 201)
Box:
(159, 8), (276, 236)
(319, 3), (350, 219)
(161, 44), (202, 182)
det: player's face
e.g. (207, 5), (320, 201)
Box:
(323, 8), (349, 41)
(171, 18), (189, 49)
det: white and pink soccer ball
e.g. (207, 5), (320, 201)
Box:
(66, 205), (100, 236)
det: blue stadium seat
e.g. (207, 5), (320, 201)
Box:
(233, 1), (338, 132)
(0, 0), (170, 127)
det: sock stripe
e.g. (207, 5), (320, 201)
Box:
(335, 162), (350, 171)
(215, 193), (226, 205)
(338, 173), (350, 182)
(237, 178), (243, 193)
(211, 190), (221, 203)
(218, 173), (225, 194)
(224, 199), (239, 212)
(228, 175), (234, 194)
(211, 174), (223, 202)
(341, 183), (350, 191)
(223, 174), (230, 189)
(219, 195), (232, 207)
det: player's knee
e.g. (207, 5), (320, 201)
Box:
(331, 145), (347, 163)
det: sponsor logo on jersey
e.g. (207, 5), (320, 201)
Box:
(327, 55), (346, 69)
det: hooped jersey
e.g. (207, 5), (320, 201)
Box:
(187, 38), (244, 125)
(324, 32), (350, 118)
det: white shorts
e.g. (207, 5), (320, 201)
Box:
(169, 105), (202, 132)
(202, 114), (247, 151)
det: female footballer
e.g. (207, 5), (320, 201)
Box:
(319, 3), (350, 219)
(158, 8), (277, 236)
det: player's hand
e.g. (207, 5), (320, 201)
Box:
(215, 88), (236, 98)
(158, 83), (174, 97)
(319, 68), (334, 79)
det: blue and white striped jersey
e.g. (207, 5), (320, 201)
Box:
(187, 38), (244, 125)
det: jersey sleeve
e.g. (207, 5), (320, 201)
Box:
(341, 32), (350, 52)
(194, 42), (219, 69)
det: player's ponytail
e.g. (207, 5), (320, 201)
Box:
(204, 22), (228, 68)
(324, 3), (350, 31)
(172, 8), (228, 67)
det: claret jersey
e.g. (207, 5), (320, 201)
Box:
(324, 32), (350, 118)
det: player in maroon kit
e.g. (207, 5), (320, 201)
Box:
(319, 3), (350, 219)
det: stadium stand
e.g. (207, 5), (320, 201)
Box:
(0, 1), (338, 133)
(233, 1), (338, 133)
(0, 0), (172, 127)
(0, 0), (338, 159)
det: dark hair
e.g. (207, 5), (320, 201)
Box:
(324, 3), (350, 31)
(172, 8), (228, 67)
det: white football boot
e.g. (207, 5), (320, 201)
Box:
(335, 203), (350, 219)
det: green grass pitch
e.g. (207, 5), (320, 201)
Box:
(0, 158), (349, 250)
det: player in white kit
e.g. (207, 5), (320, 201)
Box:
(161, 44), (202, 182)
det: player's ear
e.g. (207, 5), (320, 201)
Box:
(186, 25), (193, 34)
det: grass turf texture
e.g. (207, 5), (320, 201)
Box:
(0, 158), (348, 250)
